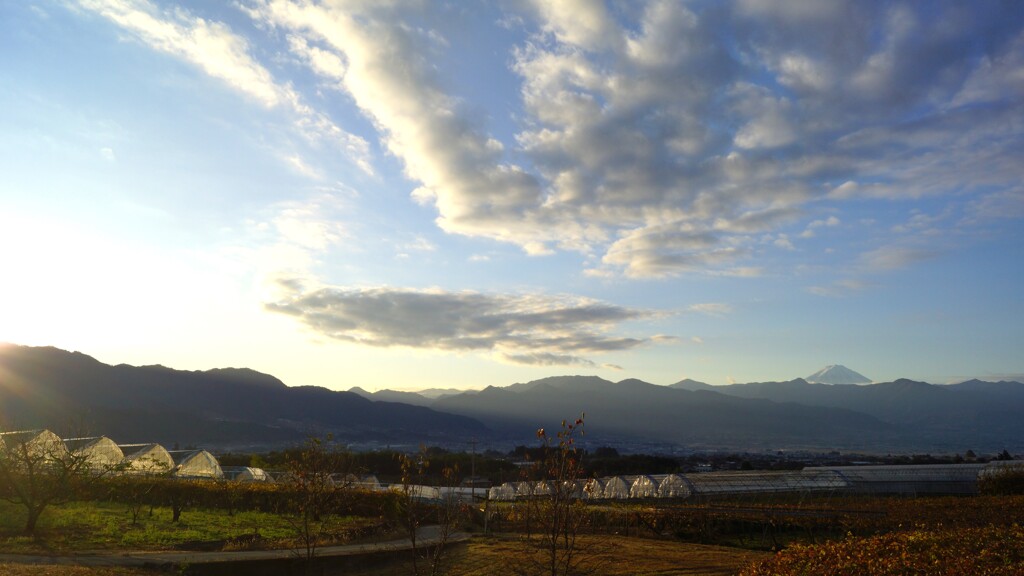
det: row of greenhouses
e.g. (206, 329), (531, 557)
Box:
(486, 462), (1024, 501)
(1, 429), (227, 479)
(6, 429), (1018, 498)
(1, 429), (388, 486)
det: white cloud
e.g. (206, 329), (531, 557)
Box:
(73, 0), (372, 174)
(248, 0), (546, 244)
(731, 84), (797, 149)
(397, 236), (436, 253)
(74, 0), (284, 105)
(860, 246), (941, 272)
(952, 31), (1024, 107)
(266, 284), (668, 366)
(801, 216), (840, 238)
(812, 216), (841, 228)
(525, 0), (620, 52)
(284, 154), (321, 179)
(235, 192), (354, 300)
(236, 1), (1023, 279)
(963, 188), (1024, 224)
(773, 234), (795, 251)
(687, 303), (733, 316)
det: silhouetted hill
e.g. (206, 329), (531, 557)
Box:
(432, 375), (897, 450)
(5, 344), (1021, 453)
(348, 387), (434, 406)
(668, 378), (717, 391)
(415, 388), (470, 400)
(690, 377), (1024, 450)
(0, 344), (485, 450)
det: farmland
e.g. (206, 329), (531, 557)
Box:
(1, 487), (1022, 575)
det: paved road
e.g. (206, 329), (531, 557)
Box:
(0, 525), (468, 570)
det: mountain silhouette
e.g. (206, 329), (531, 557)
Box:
(4, 344), (1022, 453)
(0, 344), (485, 450)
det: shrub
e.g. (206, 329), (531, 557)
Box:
(742, 524), (1024, 576)
(978, 467), (1024, 496)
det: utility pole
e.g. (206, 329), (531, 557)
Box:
(469, 437), (477, 501)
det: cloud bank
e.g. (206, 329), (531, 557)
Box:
(266, 284), (665, 366)
(239, 0), (1023, 279)
(74, 1), (1024, 281)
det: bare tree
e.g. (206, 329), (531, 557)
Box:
(285, 434), (353, 566)
(397, 446), (465, 576)
(519, 415), (590, 576)
(0, 429), (96, 534)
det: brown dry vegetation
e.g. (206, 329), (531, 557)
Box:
(0, 536), (767, 576)
(455, 535), (768, 576)
(342, 534), (768, 576)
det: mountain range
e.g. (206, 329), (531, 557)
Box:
(0, 344), (483, 450)
(2, 344), (1022, 453)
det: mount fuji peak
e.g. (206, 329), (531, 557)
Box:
(806, 365), (871, 385)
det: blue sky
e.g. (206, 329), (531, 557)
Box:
(1, 0), (1022, 391)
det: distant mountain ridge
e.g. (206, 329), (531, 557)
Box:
(661, 377), (1024, 450)
(0, 344), (484, 450)
(669, 378), (716, 391)
(392, 374), (1024, 451)
(430, 375), (897, 450)
(3, 344), (1022, 452)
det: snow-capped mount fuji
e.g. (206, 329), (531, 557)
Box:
(806, 365), (871, 385)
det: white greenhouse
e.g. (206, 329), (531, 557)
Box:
(399, 485), (442, 502)
(564, 480), (588, 499)
(654, 474), (692, 499)
(683, 470), (849, 498)
(64, 436), (124, 470)
(222, 466), (271, 482)
(601, 476), (630, 499)
(812, 464), (985, 495)
(514, 481), (536, 498)
(629, 475), (660, 498)
(533, 481), (552, 496)
(168, 450), (224, 479)
(332, 473), (382, 490)
(0, 429), (67, 462)
(483, 462), (1014, 502)
(120, 443), (174, 475)
(583, 478), (605, 499)
(489, 483), (516, 501)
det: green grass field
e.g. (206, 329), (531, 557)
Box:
(0, 499), (369, 554)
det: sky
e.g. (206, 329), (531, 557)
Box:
(1, 0), (1022, 391)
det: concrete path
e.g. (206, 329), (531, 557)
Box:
(0, 525), (468, 571)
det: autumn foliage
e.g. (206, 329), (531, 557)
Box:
(735, 495), (1024, 575)
(742, 524), (1024, 576)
